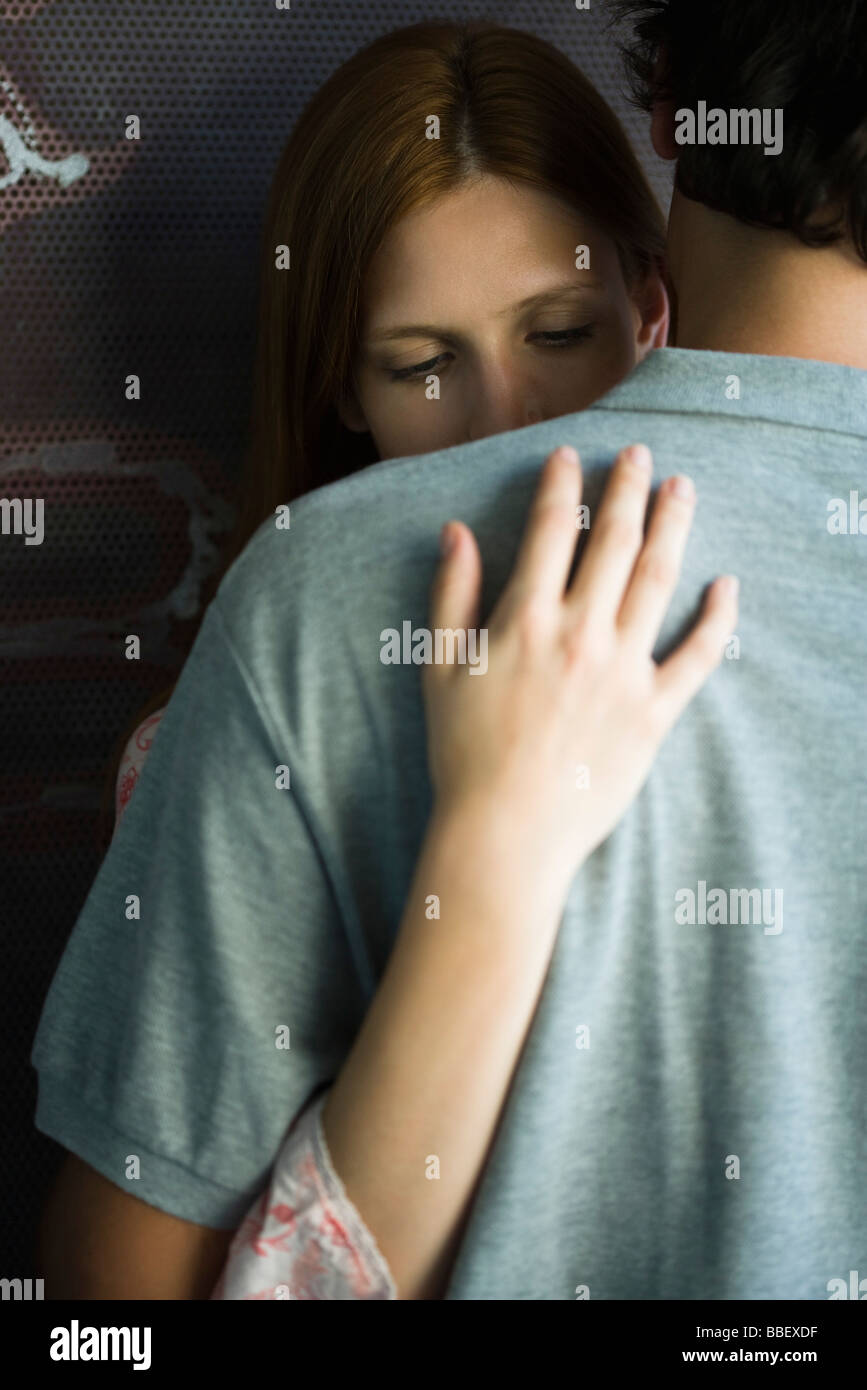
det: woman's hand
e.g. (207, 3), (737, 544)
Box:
(423, 443), (738, 894)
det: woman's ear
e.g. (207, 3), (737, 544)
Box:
(633, 263), (671, 355)
(337, 380), (370, 433)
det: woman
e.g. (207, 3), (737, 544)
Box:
(106, 21), (734, 1298)
(104, 17), (669, 837)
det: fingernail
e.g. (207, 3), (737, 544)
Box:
(627, 443), (652, 471)
(720, 574), (739, 597)
(440, 522), (457, 556)
(670, 474), (695, 500)
(556, 446), (579, 464)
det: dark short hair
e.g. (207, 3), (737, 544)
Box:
(607, 0), (867, 261)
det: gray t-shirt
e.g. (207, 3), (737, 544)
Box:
(31, 347), (867, 1299)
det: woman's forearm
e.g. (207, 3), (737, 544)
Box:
(320, 798), (573, 1301)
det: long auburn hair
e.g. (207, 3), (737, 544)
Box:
(99, 18), (667, 849)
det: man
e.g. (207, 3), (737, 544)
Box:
(32, 0), (867, 1299)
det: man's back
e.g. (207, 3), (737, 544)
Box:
(31, 346), (867, 1298)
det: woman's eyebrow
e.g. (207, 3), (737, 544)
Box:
(506, 279), (605, 315)
(365, 280), (605, 344)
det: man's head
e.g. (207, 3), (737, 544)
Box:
(609, 0), (867, 263)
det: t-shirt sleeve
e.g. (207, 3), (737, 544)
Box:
(30, 599), (367, 1229)
(209, 1084), (397, 1300)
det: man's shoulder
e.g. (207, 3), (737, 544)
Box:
(215, 405), (672, 607)
(212, 342), (867, 646)
(208, 393), (726, 674)
(213, 449), (468, 642)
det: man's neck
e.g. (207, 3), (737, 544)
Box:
(666, 191), (867, 370)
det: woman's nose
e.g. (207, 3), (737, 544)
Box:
(467, 395), (544, 442)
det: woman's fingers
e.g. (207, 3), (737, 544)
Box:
(616, 473), (697, 649)
(498, 446), (583, 611)
(420, 435), (738, 878)
(564, 444), (654, 626)
(427, 445), (733, 742)
(653, 574), (739, 730)
(425, 520), (483, 683)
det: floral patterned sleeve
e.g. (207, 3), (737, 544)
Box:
(112, 711), (397, 1301)
(209, 1087), (397, 1300)
(114, 709), (166, 828)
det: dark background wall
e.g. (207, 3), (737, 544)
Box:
(0, 0), (672, 1278)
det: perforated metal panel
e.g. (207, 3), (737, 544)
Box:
(0, 0), (672, 1276)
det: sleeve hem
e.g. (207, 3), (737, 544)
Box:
(34, 1070), (261, 1230)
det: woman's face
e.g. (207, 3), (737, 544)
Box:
(339, 175), (669, 459)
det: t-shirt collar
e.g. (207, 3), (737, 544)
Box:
(591, 346), (867, 439)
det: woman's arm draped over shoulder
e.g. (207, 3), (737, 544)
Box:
(319, 444), (736, 1300)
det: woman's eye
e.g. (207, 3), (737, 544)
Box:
(388, 353), (451, 382)
(386, 325), (595, 382)
(533, 325), (596, 346)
